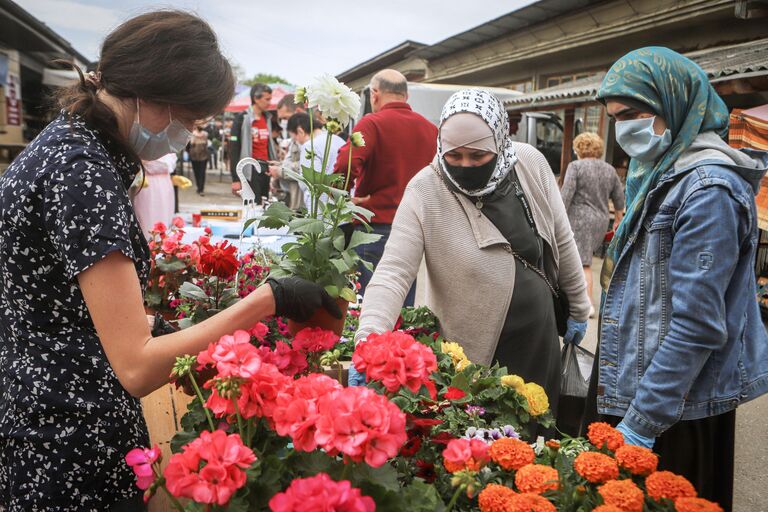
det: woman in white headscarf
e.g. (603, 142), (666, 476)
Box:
(351, 89), (590, 415)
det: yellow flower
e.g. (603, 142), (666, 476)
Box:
(520, 382), (549, 416)
(442, 341), (471, 371)
(500, 374), (525, 391)
(350, 131), (366, 147)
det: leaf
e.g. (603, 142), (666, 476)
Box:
(179, 281), (209, 301)
(177, 317), (195, 329)
(347, 230), (382, 250)
(339, 287), (357, 303)
(324, 285), (339, 297)
(333, 234), (346, 252)
(329, 258), (349, 274)
(156, 259), (187, 272)
(288, 218), (325, 235)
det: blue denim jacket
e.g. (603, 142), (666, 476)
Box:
(598, 150), (768, 438)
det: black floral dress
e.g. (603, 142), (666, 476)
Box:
(0, 113), (150, 510)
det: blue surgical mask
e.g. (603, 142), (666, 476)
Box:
(615, 116), (672, 162)
(129, 100), (192, 160)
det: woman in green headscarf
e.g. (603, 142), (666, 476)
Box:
(583, 47), (768, 510)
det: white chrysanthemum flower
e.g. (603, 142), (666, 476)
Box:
(306, 74), (360, 127)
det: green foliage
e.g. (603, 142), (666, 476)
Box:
(243, 73), (293, 86)
(252, 112), (380, 299)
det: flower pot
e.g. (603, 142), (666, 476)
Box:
(287, 298), (349, 336)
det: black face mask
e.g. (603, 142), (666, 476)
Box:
(443, 155), (498, 192)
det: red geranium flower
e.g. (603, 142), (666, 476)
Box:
(198, 241), (239, 279)
(444, 387), (467, 400)
(268, 473), (374, 512)
(292, 327), (339, 353)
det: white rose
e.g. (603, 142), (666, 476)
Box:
(306, 74), (361, 128)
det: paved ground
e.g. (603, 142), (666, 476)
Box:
(178, 165), (768, 510)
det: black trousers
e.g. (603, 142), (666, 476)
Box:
(191, 159), (207, 193)
(582, 348), (735, 511)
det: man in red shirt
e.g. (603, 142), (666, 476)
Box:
(334, 69), (437, 305)
(229, 83), (276, 204)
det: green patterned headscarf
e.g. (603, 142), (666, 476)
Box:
(597, 47), (729, 289)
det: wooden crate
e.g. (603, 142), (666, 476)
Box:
(141, 384), (193, 512)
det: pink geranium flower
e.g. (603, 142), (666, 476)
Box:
(152, 221), (167, 234)
(164, 431), (256, 506)
(292, 327), (339, 353)
(352, 331), (438, 393)
(314, 386), (407, 467)
(268, 473), (375, 512)
(205, 361), (290, 421)
(249, 322), (269, 341)
(125, 444), (161, 490)
(273, 374), (342, 452)
(172, 216), (185, 228)
(197, 330), (263, 379)
(257, 341), (308, 377)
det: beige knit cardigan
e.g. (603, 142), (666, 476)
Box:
(355, 142), (591, 365)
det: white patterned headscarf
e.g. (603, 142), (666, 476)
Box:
(438, 89), (518, 197)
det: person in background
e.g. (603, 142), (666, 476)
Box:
(133, 153), (177, 237)
(333, 69), (437, 305)
(0, 11), (340, 510)
(268, 94), (305, 210)
(230, 83), (276, 204)
(188, 124), (209, 195)
(560, 132), (625, 316)
(584, 47), (768, 510)
(287, 112), (345, 210)
(350, 90), (591, 415)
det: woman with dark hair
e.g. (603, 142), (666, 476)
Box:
(0, 11), (339, 511)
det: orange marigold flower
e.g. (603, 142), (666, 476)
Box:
(573, 452), (619, 483)
(598, 479), (645, 512)
(508, 493), (556, 512)
(615, 444), (659, 476)
(515, 464), (559, 494)
(674, 497), (725, 512)
(545, 440), (560, 451)
(587, 422), (625, 452)
(646, 471), (697, 501)
(443, 459), (465, 473)
(489, 438), (535, 471)
(478, 484), (516, 512)
(593, 506), (624, 512)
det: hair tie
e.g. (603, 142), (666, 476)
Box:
(85, 71), (102, 89)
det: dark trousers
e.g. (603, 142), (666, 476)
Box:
(208, 147), (217, 169)
(191, 159), (207, 193)
(344, 223), (415, 307)
(582, 348), (735, 511)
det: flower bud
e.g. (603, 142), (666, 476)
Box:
(351, 131), (366, 148)
(295, 87), (308, 105)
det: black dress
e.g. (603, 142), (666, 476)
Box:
(480, 172), (561, 416)
(0, 113), (150, 510)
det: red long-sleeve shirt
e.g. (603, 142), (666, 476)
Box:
(333, 102), (437, 224)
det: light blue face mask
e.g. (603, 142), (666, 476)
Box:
(614, 116), (672, 162)
(129, 100), (192, 160)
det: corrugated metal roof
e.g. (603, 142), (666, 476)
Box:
(412, 0), (602, 61)
(506, 38), (768, 110)
(336, 40), (426, 82)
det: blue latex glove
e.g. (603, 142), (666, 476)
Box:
(616, 421), (655, 449)
(563, 317), (587, 345)
(347, 362), (366, 387)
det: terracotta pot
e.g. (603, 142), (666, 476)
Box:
(287, 298), (349, 336)
(144, 306), (177, 322)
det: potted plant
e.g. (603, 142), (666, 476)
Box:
(247, 75), (380, 335)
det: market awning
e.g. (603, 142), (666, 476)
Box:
(506, 37), (768, 112)
(225, 83), (296, 113)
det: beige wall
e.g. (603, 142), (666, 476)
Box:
(345, 56), (430, 92)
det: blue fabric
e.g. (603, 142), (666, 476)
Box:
(598, 156), (768, 438)
(356, 223), (415, 306)
(563, 317), (587, 345)
(0, 54), (7, 88)
(616, 421), (655, 449)
(596, 47), (730, 289)
(347, 362), (366, 387)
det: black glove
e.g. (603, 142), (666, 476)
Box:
(266, 276), (342, 322)
(151, 313), (178, 336)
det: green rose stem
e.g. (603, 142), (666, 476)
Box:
(189, 373), (216, 432)
(445, 484), (465, 512)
